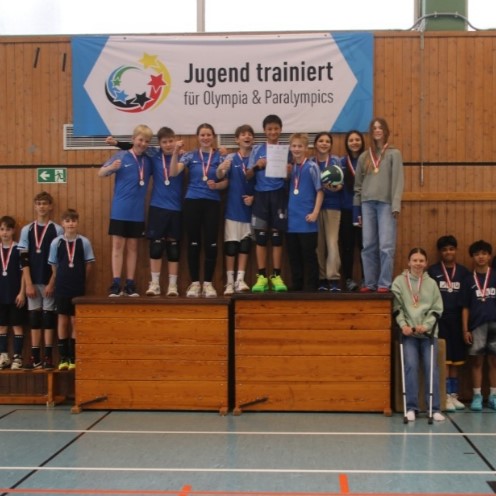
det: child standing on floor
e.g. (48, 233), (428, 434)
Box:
(462, 240), (496, 411)
(99, 124), (153, 297)
(18, 191), (63, 369)
(286, 133), (323, 291)
(392, 247), (445, 422)
(48, 209), (95, 371)
(0, 216), (26, 370)
(428, 235), (470, 412)
(216, 124), (255, 295)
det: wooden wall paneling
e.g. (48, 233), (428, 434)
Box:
(373, 37), (385, 115)
(455, 38), (467, 163)
(428, 36), (443, 165)
(0, 43), (6, 146)
(445, 38), (458, 165)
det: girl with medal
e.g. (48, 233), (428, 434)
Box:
(0, 216), (26, 371)
(170, 123), (226, 298)
(339, 130), (365, 292)
(286, 133), (323, 292)
(462, 240), (496, 412)
(354, 118), (404, 293)
(392, 247), (445, 422)
(428, 235), (470, 412)
(311, 132), (343, 292)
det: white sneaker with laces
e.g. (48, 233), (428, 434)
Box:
(0, 352), (11, 369)
(145, 281), (161, 296)
(202, 282), (217, 298)
(223, 283), (235, 296)
(11, 355), (22, 370)
(235, 280), (250, 293)
(445, 394), (456, 412)
(450, 393), (465, 410)
(166, 283), (179, 297)
(186, 282), (201, 298)
(406, 410), (416, 422)
(433, 412), (445, 422)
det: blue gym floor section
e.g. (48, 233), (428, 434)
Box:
(0, 405), (495, 496)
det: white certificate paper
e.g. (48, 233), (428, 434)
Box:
(265, 144), (290, 178)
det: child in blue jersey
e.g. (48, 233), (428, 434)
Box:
(48, 209), (95, 371)
(286, 133), (323, 292)
(245, 114), (289, 293)
(339, 130), (365, 292)
(312, 132), (344, 292)
(216, 124), (255, 295)
(462, 240), (496, 411)
(170, 123), (227, 298)
(106, 127), (184, 297)
(99, 124), (153, 297)
(18, 191), (63, 369)
(428, 235), (469, 412)
(0, 216), (26, 370)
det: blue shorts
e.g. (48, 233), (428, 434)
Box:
(146, 206), (182, 241)
(251, 189), (288, 232)
(108, 219), (145, 238)
(467, 321), (496, 356)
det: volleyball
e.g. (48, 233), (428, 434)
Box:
(320, 164), (344, 186)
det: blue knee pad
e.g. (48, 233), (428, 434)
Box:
(239, 237), (252, 254)
(166, 241), (180, 262)
(149, 240), (165, 260)
(271, 230), (283, 247)
(224, 241), (239, 257)
(255, 230), (268, 247)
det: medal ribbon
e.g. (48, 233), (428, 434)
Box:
(346, 156), (356, 177)
(34, 221), (51, 252)
(0, 242), (14, 274)
(293, 161), (305, 193)
(473, 268), (491, 301)
(201, 149), (213, 180)
(130, 150), (145, 185)
(237, 152), (248, 175)
(368, 143), (389, 173)
(162, 154), (170, 184)
(65, 236), (77, 267)
(441, 262), (456, 291)
(405, 272), (423, 307)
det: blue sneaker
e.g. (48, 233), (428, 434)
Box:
(488, 394), (496, 410)
(318, 279), (328, 291)
(329, 280), (341, 292)
(470, 393), (483, 411)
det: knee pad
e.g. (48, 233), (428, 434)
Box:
(239, 237), (252, 255)
(149, 240), (165, 260)
(166, 240), (180, 262)
(29, 310), (42, 329)
(224, 241), (239, 257)
(255, 230), (268, 247)
(271, 230), (283, 247)
(42, 311), (57, 331)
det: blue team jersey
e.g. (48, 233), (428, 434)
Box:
(340, 155), (358, 210)
(248, 143), (289, 192)
(48, 235), (95, 297)
(0, 243), (23, 305)
(149, 150), (184, 212)
(224, 153), (255, 223)
(18, 221), (64, 285)
(461, 269), (496, 330)
(428, 262), (470, 316)
(288, 159), (322, 233)
(313, 155), (343, 210)
(102, 150), (152, 222)
(181, 149), (224, 201)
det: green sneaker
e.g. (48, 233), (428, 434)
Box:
(270, 274), (288, 292)
(252, 274), (269, 293)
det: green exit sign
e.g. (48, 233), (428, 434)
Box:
(37, 168), (67, 184)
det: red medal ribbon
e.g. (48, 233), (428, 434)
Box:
(0, 242), (14, 275)
(369, 143), (389, 174)
(405, 272), (423, 307)
(441, 262), (456, 292)
(346, 156), (356, 177)
(473, 268), (491, 302)
(201, 149), (213, 180)
(293, 160), (306, 194)
(65, 236), (77, 268)
(162, 154), (170, 185)
(130, 150), (145, 185)
(237, 152), (248, 175)
(34, 221), (51, 253)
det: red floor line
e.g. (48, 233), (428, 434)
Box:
(339, 474), (350, 494)
(179, 485), (193, 496)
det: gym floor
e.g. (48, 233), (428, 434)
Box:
(0, 405), (495, 496)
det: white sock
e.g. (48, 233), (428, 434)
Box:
(226, 271), (235, 284)
(236, 270), (245, 282)
(151, 272), (160, 284)
(490, 387), (496, 396)
(473, 388), (482, 395)
(169, 274), (177, 285)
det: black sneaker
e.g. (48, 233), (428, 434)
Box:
(123, 281), (139, 297)
(318, 279), (329, 291)
(24, 356), (42, 370)
(108, 282), (122, 297)
(43, 356), (54, 370)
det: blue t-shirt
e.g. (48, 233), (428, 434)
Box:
(149, 150), (184, 212)
(224, 153), (255, 223)
(181, 149), (224, 201)
(340, 155), (358, 211)
(288, 159), (322, 233)
(314, 155), (342, 211)
(18, 221), (64, 285)
(0, 243), (23, 305)
(102, 150), (152, 222)
(248, 143), (289, 192)
(48, 235), (95, 297)
(461, 269), (496, 330)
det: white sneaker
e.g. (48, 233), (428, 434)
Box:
(0, 353), (11, 369)
(223, 283), (235, 296)
(166, 282), (179, 297)
(433, 412), (445, 422)
(450, 393), (465, 410)
(11, 355), (22, 370)
(186, 282), (201, 298)
(406, 410), (416, 422)
(145, 281), (161, 296)
(445, 394), (456, 412)
(202, 282), (217, 298)
(235, 280), (250, 293)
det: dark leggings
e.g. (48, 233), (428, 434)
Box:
(339, 209), (363, 281)
(183, 199), (221, 282)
